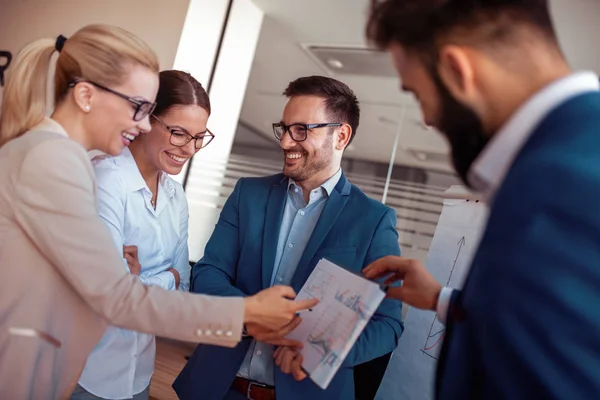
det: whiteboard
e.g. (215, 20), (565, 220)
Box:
(375, 187), (489, 400)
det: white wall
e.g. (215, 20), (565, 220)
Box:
(0, 0), (191, 112)
(0, 0), (190, 71)
(0, 0), (266, 263)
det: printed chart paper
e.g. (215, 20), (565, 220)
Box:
(287, 259), (386, 389)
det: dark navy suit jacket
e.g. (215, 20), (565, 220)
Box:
(436, 92), (600, 399)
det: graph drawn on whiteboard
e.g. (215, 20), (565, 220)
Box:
(375, 192), (488, 400)
(421, 236), (465, 360)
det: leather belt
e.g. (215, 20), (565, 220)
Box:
(231, 377), (276, 400)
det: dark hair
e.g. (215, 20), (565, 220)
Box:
(283, 75), (360, 145)
(366, 0), (557, 64)
(153, 70), (211, 117)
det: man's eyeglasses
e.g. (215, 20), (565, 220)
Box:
(152, 115), (215, 150)
(68, 80), (156, 122)
(272, 122), (342, 142)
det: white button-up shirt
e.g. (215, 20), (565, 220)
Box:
(436, 71), (600, 323)
(78, 147), (191, 399)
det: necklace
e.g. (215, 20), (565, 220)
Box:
(150, 173), (160, 210)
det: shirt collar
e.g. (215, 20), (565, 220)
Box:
(117, 147), (176, 198)
(288, 168), (342, 196)
(33, 117), (69, 137)
(468, 71), (600, 203)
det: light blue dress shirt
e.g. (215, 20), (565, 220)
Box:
(237, 169), (343, 385)
(78, 148), (191, 399)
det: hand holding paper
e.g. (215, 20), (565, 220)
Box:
(363, 255), (442, 311)
(285, 259), (387, 389)
(274, 346), (308, 381)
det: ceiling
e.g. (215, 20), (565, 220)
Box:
(238, 0), (600, 173)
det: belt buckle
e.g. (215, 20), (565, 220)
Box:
(246, 380), (267, 400)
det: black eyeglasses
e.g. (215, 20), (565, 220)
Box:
(152, 115), (215, 150)
(68, 80), (156, 122)
(272, 122), (342, 142)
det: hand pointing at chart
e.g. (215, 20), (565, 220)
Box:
(363, 256), (442, 311)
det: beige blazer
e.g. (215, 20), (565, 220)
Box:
(0, 119), (244, 399)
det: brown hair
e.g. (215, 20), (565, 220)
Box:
(153, 70), (211, 117)
(283, 75), (360, 145)
(366, 0), (558, 65)
(0, 24), (159, 146)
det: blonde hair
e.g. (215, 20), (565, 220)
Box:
(0, 24), (159, 147)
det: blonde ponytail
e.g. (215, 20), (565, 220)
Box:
(0, 24), (159, 148)
(0, 39), (55, 147)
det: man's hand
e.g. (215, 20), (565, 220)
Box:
(245, 317), (303, 348)
(123, 245), (141, 276)
(363, 256), (442, 311)
(274, 346), (307, 381)
(167, 268), (180, 290)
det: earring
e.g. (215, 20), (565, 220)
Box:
(84, 105), (90, 112)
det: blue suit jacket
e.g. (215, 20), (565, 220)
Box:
(436, 92), (600, 399)
(174, 173), (403, 400)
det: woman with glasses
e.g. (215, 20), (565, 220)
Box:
(0, 25), (316, 399)
(73, 70), (215, 400)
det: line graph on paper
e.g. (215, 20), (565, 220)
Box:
(307, 306), (359, 368)
(286, 259), (387, 389)
(421, 236), (465, 360)
(304, 268), (336, 300)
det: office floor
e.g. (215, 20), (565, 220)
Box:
(149, 338), (196, 400)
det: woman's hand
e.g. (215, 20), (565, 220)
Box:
(167, 268), (180, 289)
(123, 245), (141, 276)
(243, 285), (318, 331)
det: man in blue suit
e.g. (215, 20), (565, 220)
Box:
(364, 0), (600, 398)
(174, 76), (404, 400)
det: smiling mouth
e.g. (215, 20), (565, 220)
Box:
(166, 152), (188, 163)
(121, 132), (137, 141)
(285, 152), (305, 159)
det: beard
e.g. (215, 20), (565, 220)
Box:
(432, 73), (489, 187)
(282, 133), (334, 182)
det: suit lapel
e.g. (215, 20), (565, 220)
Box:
(291, 175), (351, 291)
(261, 176), (288, 289)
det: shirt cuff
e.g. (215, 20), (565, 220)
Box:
(163, 270), (177, 290)
(436, 287), (454, 324)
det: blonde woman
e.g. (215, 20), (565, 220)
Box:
(0, 25), (316, 399)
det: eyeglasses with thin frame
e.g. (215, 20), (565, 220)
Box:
(272, 122), (342, 142)
(152, 114), (215, 150)
(68, 80), (156, 122)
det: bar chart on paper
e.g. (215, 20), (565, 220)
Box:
(287, 259), (386, 389)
